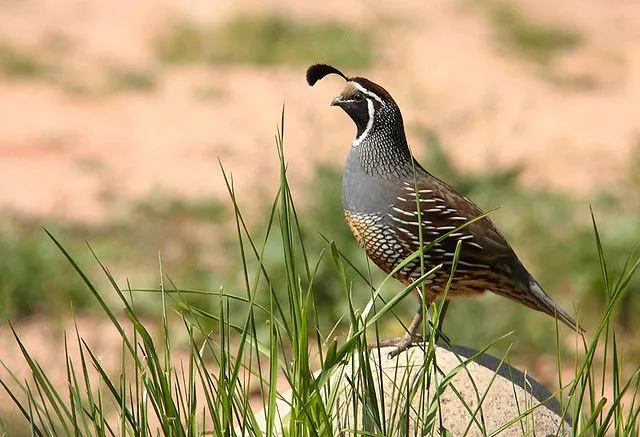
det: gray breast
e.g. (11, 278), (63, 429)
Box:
(342, 146), (398, 214)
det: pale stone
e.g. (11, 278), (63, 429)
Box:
(251, 344), (571, 436)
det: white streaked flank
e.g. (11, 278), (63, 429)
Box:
(435, 225), (457, 231)
(391, 207), (417, 217)
(397, 227), (415, 236)
(387, 214), (432, 226)
(457, 235), (474, 240)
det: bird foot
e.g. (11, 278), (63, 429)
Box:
(369, 329), (450, 359)
(369, 302), (451, 359)
(369, 334), (420, 358)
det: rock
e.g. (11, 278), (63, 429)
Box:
(250, 344), (571, 436)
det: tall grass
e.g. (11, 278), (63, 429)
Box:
(0, 117), (639, 435)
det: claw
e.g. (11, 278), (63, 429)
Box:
(387, 333), (415, 358)
(367, 335), (418, 358)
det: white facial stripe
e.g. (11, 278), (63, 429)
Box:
(352, 82), (384, 105)
(352, 98), (374, 147)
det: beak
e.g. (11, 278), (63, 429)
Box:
(330, 95), (345, 107)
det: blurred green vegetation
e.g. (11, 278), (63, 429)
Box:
(0, 38), (158, 97)
(0, 197), (229, 320)
(486, 2), (583, 64)
(0, 221), (88, 319)
(0, 413), (30, 437)
(1, 132), (639, 358)
(105, 66), (158, 93)
(156, 15), (373, 68)
(0, 42), (53, 79)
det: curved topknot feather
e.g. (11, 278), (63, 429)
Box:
(306, 64), (348, 86)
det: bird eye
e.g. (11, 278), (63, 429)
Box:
(353, 92), (364, 102)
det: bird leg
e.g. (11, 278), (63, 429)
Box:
(386, 307), (424, 358)
(370, 292), (452, 358)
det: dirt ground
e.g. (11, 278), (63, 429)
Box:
(1, 0), (639, 427)
(1, 0), (639, 223)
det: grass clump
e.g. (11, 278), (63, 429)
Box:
(105, 66), (157, 93)
(488, 2), (583, 64)
(0, 222), (90, 319)
(0, 42), (52, 79)
(156, 15), (373, 68)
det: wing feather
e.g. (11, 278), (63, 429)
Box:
(387, 168), (516, 267)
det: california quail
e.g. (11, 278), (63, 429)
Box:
(306, 64), (581, 357)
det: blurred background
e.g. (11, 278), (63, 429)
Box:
(1, 0), (640, 428)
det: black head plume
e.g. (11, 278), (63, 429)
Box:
(306, 64), (348, 86)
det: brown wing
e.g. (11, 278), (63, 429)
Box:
(386, 168), (517, 270)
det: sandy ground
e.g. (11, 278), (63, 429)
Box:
(1, 0), (640, 428)
(0, 0), (639, 223)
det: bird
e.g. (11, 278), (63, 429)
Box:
(306, 63), (582, 357)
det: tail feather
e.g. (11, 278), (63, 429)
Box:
(527, 277), (583, 332)
(510, 262), (583, 332)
